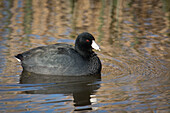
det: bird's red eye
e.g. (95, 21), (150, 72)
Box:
(86, 39), (90, 42)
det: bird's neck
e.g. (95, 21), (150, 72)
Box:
(75, 45), (94, 58)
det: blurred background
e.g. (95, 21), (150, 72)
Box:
(0, 0), (169, 112)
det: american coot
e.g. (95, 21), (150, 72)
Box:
(15, 32), (102, 76)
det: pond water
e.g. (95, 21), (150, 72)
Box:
(0, 0), (170, 112)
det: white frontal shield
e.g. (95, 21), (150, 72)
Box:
(91, 40), (101, 51)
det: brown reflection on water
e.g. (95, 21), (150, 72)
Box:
(0, 0), (169, 112)
(1, 0), (169, 58)
(32, 0), (49, 35)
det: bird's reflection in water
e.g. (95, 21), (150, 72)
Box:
(20, 70), (101, 111)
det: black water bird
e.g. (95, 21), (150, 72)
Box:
(15, 32), (102, 76)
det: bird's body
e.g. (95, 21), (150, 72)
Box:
(15, 32), (102, 76)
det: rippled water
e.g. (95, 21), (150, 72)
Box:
(0, 0), (170, 112)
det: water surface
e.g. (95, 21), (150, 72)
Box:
(0, 0), (169, 112)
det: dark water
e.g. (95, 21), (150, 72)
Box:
(0, 0), (170, 112)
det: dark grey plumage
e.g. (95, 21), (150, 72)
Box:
(15, 32), (102, 76)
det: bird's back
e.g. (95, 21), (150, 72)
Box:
(16, 44), (89, 75)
